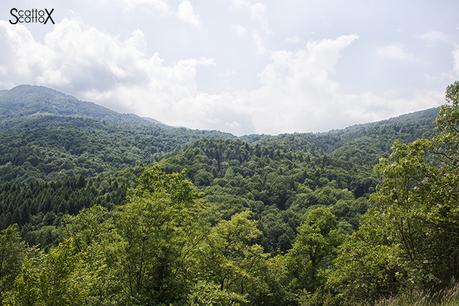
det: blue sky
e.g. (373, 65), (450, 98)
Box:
(0, 0), (458, 134)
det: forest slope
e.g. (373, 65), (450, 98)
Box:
(0, 85), (439, 251)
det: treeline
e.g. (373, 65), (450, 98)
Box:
(0, 115), (230, 183)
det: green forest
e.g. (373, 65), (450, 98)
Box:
(0, 82), (458, 305)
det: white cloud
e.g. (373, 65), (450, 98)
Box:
(377, 44), (412, 61)
(214, 34), (440, 134)
(0, 20), (443, 135)
(0, 19), (212, 119)
(177, 0), (200, 27)
(417, 31), (449, 46)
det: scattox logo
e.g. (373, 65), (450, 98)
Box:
(9, 8), (55, 25)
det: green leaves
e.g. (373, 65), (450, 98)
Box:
(327, 81), (459, 304)
(197, 211), (270, 303)
(0, 225), (26, 298)
(187, 281), (248, 305)
(285, 207), (346, 304)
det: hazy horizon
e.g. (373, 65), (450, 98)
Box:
(0, 0), (457, 134)
(0, 83), (439, 136)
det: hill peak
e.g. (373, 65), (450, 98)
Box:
(0, 84), (163, 127)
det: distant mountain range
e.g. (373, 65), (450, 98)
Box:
(0, 84), (439, 184)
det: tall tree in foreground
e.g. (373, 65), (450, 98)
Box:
(116, 166), (210, 304)
(286, 207), (347, 305)
(327, 81), (459, 304)
(0, 225), (26, 299)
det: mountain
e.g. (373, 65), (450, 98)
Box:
(0, 85), (233, 183)
(0, 85), (162, 127)
(240, 107), (438, 170)
(0, 85), (439, 185)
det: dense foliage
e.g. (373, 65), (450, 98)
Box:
(0, 85), (232, 184)
(0, 83), (457, 305)
(325, 81), (459, 304)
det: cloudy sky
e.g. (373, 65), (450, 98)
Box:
(0, 0), (458, 135)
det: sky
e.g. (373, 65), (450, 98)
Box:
(0, 0), (458, 135)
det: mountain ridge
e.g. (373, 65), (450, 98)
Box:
(0, 84), (440, 137)
(0, 85), (166, 128)
(0, 84), (439, 185)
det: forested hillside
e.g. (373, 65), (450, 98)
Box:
(0, 85), (232, 183)
(0, 83), (457, 305)
(0, 85), (231, 245)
